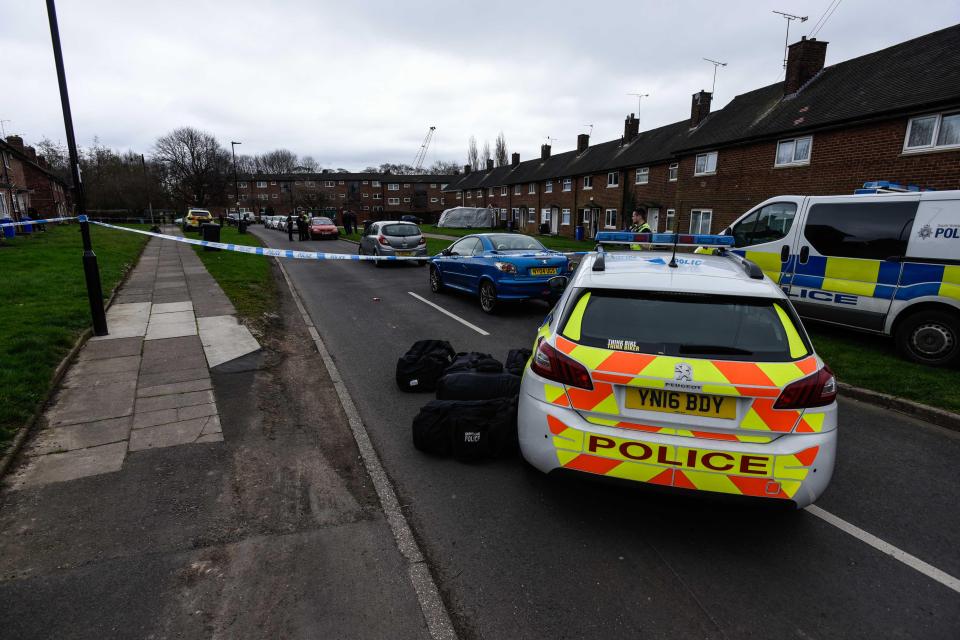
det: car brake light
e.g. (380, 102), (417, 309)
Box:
(531, 337), (593, 390)
(774, 365), (837, 409)
(378, 235), (389, 245)
(494, 261), (517, 273)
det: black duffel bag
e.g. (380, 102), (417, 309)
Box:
(436, 372), (521, 401)
(396, 340), (457, 392)
(504, 348), (532, 376)
(412, 397), (518, 461)
(444, 351), (503, 375)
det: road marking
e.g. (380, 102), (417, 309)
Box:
(806, 504), (960, 595)
(408, 292), (489, 336)
(277, 262), (457, 640)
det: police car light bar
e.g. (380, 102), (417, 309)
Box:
(594, 231), (735, 247)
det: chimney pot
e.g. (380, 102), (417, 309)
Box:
(486, 158), (494, 170)
(511, 152), (520, 166)
(464, 164), (472, 175)
(690, 91), (713, 127)
(623, 114), (639, 142)
(6, 135), (24, 151)
(577, 134), (590, 153)
(541, 144), (551, 160)
(784, 37), (828, 95)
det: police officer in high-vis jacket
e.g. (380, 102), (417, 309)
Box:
(630, 208), (651, 233)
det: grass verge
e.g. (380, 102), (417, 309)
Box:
(191, 226), (277, 335)
(0, 223), (149, 450)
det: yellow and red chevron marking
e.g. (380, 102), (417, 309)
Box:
(584, 416), (774, 443)
(543, 383), (570, 407)
(548, 415), (818, 501)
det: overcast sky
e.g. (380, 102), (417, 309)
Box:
(4, 1), (957, 170)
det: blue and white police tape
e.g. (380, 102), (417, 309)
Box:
(85, 218), (591, 261)
(0, 216), (76, 229)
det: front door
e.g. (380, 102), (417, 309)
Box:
(648, 208), (660, 232)
(550, 207), (560, 234)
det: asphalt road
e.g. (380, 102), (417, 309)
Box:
(253, 227), (960, 639)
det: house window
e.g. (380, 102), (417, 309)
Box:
(664, 209), (676, 232)
(689, 209), (712, 234)
(604, 209), (617, 229)
(668, 163), (679, 181)
(338, 180), (344, 185)
(514, 185), (521, 195)
(545, 181), (553, 193)
(456, 192), (462, 199)
(541, 208), (551, 224)
(295, 181), (303, 185)
(500, 208), (507, 221)
(635, 167), (649, 184)
(270, 181), (277, 185)
(528, 183), (536, 194)
(488, 188), (494, 197)
(527, 208), (535, 223)
(430, 183), (438, 188)
(477, 190), (483, 198)
(339, 194), (345, 199)
(362, 180), (369, 184)
(403, 197), (411, 203)
(324, 181), (335, 187)
(775, 136), (813, 166)
(431, 197), (438, 203)
(403, 183), (411, 188)
(694, 152), (718, 176)
(607, 171), (619, 187)
(562, 178), (572, 191)
(904, 112), (960, 151)
(238, 181), (248, 188)
(272, 194), (278, 199)
(388, 197), (400, 205)
(305, 181), (315, 187)
(0, 194), (8, 217)
(362, 193), (369, 198)
(363, 205), (370, 211)
(372, 180), (381, 187)
(583, 175), (593, 189)
(388, 183), (399, 190)
(373, 193), (382, 200)
(501, 186), (507, 196)
(466, 192), (472, 199)
(561, 208), (571, 225)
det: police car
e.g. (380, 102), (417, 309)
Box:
(518, 233), (836, 508)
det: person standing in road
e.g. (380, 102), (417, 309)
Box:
(297, 214), (307, 241)
(286, 214), (294, 242)
(629, 208), (651, 233)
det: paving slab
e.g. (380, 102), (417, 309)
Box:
(132, 408), (179, 429)
(138, 367), (209, 388)
(151, 301), (193, 314)
(77, 337), (143, 361)
(10, 441), (127, 488)
(91, 302), (151, 341)
(61, 369), (139, 390)
(137, 378), (211, 398)
(46, 380), (137, 427)
(67, 355), (141, 377)
(144, 320), (197, 341)
(147, 309), (194, 325)
(197, 315), (261, 368)
(128, 415), (220, 451)
(26, 417), (132, 456)
(176, 402), (218, 421)
(135, 390), (215, 414)
(140, 336), (208, 373)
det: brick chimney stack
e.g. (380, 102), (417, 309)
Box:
(690, 91), (712, 127)
(577, 133), (589, 153)
(486, 158), (494, 171)
(6, 135), (24, 152)
(511, 152), (520, 167)
(464, 164), (472, 175)
(623, 114), (639, 142)
(25, 146), (38, 162)
(785, 36), (828, 95)
(541, 144), (551, 160)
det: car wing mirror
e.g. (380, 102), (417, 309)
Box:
(441, 248), (452, 256)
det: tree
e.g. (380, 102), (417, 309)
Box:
(35, 137), (70, 180)
(426, 160), (461, 175)
(495, 132), (508, 167)
(467, 136), (479, 171)
(257, 148), (299, 173)
(481, 140), (492, 169)
(153, 127), (230, 208)
(299, 155), (319, 171)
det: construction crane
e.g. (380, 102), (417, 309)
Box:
(413, 126), (436, 173)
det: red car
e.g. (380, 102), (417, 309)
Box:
(309, 216), (339, 240)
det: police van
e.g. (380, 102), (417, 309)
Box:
(722, 190), (960, 366)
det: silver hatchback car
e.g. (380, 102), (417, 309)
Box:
(359, 221), (428, 267)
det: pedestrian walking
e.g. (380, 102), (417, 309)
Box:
(286, 214), (294, 242)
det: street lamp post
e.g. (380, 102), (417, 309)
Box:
(45, 0), (107, 335)
(231, 141), (241, 219)
(140, 154), (154, 227)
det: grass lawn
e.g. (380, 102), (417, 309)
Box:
(191, 226), (276, 335)
(0, 223), (149, 450)
(806, 324), (960, 413)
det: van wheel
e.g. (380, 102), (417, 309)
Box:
(894, 309), (960, 367)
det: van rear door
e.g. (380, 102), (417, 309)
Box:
(790, 197), (918, 331)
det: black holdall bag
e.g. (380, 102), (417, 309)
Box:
(435, 372), (521, 402)
(396, 340), (457, 392)
(444, 352), (503, 375)
(504, 348), (532, 376)
(412, 397), (518, 461)
(412, 400), (455, 456)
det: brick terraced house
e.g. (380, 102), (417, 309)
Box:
(0, 135), (71, 223)
(443, 25), (960, 238)
(227, 172), (455, 222)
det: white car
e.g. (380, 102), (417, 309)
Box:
(518, 232), (837, 508)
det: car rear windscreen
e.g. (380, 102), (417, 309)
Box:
(383, 224), (420, 236)
(486, 234), (544, 251)
(311, 218), (333, 225)
(567, 290), (808, 362)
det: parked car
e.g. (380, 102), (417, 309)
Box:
(720, 189), (960, 366)
(182, 208), (213, 232)
(309, 216), (339, 240)
(401, 214), (423, 225)
(429, 233), (570, 313)
(358, 221), (427, 267)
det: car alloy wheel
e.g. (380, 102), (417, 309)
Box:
(480, 281), (497, 314)
(430, 265), (443, 292)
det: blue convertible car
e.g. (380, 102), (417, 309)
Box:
(429, 233), (570, 313)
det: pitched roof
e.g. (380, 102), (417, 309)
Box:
(679, 23), (960, 151)
(241, 172), (456, 183)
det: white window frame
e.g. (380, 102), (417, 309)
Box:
(528, 183), (536, 194)
(324, 180), (335, 187)
(257, 193), (269, 200)
(527, 208), (535, 223)
(604, 209), (617, 229)
(372, 180), (381, 188)
(363, 205), (370, 210)
(373, 193), (382, 200)
(775, 136), (813, 167)
(512, 207), (520, 219)
(362, 193), (369, 198)
(514, 185), (521, 195)
(903, 112), (960, 152)
(388, 183), (399, 191)
(501, 186), (507, 196)
(387, 197), (400, 205)
(689, 209), (713, 234)
(238, 181), (248, 188)
(488, 188), (494, 197)
(466, 192), (472, 199)
(271, 194), (278, 199)
(694, 152), (718, 176)
(430, 197), (438, 203)
(338, 194), (345, 199)
(270, 181), (277, 185)
(635, 167), (649, 184)
(338, 180), (345, 185)
(362, 180), (369, 185)
(607, 171), (619, 187)
(583, 175), (593, 190)
(562, 178), (572, 192)
(403, 197), (411, 203)
(477, 190), (483, 198)
(500, 208), (507, 221)
(664, 209), (675, 232)
(545, 181), (553, 193)
(431, 183), (438, 188)
(304, 180), (315, 187)
(561, 208), (571, 225)
(668, 163), (679, 182)
(403, 183), (411, 189)
(456, 192), (462, 199)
